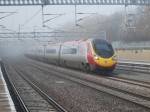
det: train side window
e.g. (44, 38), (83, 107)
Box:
(62, 48), (77, 54)
(62, 48), (68, 54)
(46, 49), (56, 54)
(71, 48), (77, 54)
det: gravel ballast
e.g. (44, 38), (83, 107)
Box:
(4, 58), (150, 112)
(4, 62), (58, 112)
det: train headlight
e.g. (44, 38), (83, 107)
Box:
(112, 55), (117, 61)
(94, 55), (99, 60)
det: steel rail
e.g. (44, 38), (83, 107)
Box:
(0, 61), (29, 112)
(27, 56), (150, 85)
(106, 76), (150, 89)
(14, 65), (68, 112)
(26, 60), (150, 109)
(117, 61), (150, 74)
(26, 57), (150, 85)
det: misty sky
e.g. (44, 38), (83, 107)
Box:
(0, 5), (127, 32)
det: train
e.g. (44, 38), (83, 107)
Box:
(27, 38), (117, 72)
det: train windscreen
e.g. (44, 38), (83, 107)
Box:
(93, 39), (114, 58)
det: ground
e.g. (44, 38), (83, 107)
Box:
(116, 49), (150, 62)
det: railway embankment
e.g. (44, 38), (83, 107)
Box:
(116, 49), (150, 62)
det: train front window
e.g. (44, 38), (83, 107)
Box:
(93, 39), (114, 58)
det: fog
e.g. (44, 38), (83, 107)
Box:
(0, 5), (141, 58)
(0, 6), (123, 31)
(0, 40), (34, 57)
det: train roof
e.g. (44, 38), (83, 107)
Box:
(62, 38), (107, 43)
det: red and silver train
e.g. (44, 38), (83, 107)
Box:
(28, 38), (117, 72)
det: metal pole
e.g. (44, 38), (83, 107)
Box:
(43, 44), (46, 57)
(74, 2), (77, 26)
(33, 26), (36, 38)
(18, 24), (21, 39)
(58, 44), (62, 65)
(42, 5), (45, 27)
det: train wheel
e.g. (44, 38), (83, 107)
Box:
(107, 69), (114, 75)
(63, 60), (67, 67)
(81, 63), (92, 73)
(86, 64), (91, 73)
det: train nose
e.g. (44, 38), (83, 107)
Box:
(94, 57), (117, 68)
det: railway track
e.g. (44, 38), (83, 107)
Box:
(14, 66), (68, 112)
(28, 58), (150, 89)
(107, 76), (150, 89)
(0, 62), (29, 112)
(2, 62), (68, 112)
(25, 59), (150, 110)
(117, 60), (150, 74)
